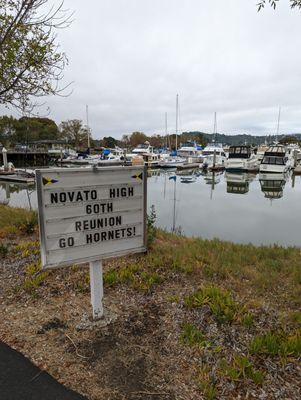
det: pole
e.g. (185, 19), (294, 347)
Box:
(175, 94), (178, 152)
(86, 105), (90, 149)
(276, 106), (281, 136)
(2, 147), (8, 171)
(89, 260), (103, 319)
(165, 112), (168, 149)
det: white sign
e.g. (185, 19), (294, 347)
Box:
(36, 166), (147, 270)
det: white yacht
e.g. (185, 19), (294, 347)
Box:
(128, 141), (160, 167)
(201, 142), (227, 170)
(159, 156), (186, 168)
(259, 145), (293, 173)
(177, 141), (203, 161)
(101, 146), (125, 163)
(225, 145), (259, 172)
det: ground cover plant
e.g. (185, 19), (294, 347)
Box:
(0, 205), (300, 399)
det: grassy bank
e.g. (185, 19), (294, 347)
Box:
(0, 205), (300, 400)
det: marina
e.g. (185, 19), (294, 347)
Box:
(1, 168), (301, 247)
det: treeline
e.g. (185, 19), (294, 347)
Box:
(0, 116), (208, 150)
(0, 116), (90, 149)
(186, 131), (301, 146)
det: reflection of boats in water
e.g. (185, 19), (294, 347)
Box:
(0, 180), (35, 208)
(203, 171), (222, 185)
(225, 172), (255, 195)
(180, 175), (197, 183)
(177, 169), (198, 184)
(259, 172), (288, 200)
(203, 171), (223, 200)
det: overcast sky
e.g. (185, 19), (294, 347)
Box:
(5, 0), (301, 138)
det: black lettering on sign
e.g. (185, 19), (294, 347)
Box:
(75, 216), (122, 231)
(86, 202), (113, 215)
(59, 237), (75, 248)
(109, 187), (134, 199)
(50, 190), (98, 204)
(85, 227), (137, 244)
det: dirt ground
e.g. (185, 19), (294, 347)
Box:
(0, 232), (300, 400)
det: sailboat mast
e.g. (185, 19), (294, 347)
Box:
(86, 105), (90, 148)
(175, 94), (179, 151)
(165, 112), (168, 149)
(213, 111), (217, 141)
(276, 106), (281, 136)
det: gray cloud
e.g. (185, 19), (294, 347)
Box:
(3, 0), (301, 138)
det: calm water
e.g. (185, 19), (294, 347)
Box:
(1, 169), (301, 247)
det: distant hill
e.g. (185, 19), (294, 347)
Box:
(183, 132), (301, 146)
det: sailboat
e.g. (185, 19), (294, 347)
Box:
(159, 95), (186, 168)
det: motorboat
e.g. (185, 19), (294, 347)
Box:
(201, 142), (227, 170)
(259, 145), (294, 173)
(158, 156), (186, 168)
(177, 141), (203, 161)
(225, 171), (255, 195)
(225, 145), (259, 172)
(128, 142), (160, 167)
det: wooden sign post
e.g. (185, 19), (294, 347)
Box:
(36, 166), (147, 320)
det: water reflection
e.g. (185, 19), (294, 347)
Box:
(225, 172), (255, 195)
(259, 173), (288, 200)
(1, 169), (300, 246)
(0, 181), (35, 209)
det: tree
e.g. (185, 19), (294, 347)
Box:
(128, 132), (148, 147)
(60, 119), (89, 149)
(279, 135), (300, 145)
(0, 115), (59, 145)
(257, 0), (301, 11)
(0, 0), (72, 112)
(101, 136), (118, 148)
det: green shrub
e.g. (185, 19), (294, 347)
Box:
(147, 205), (156, 247)
(249, 329), (301, 357)
(180, 323), (207, 347)
(185, 286), (245, 324)
(220, 355), (264, 385)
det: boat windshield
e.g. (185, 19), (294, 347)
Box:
(262, 156), (286, 165)
(203, 150), (225, 156)
(135, 144), (149, 149)
(229, 146), (251, 159)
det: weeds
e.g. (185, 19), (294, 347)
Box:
(180, 323), (208, 347)
(147, 205), (156, 247)
(103, 263), (163, 292)
(0, 205), (38, 236)
(220, 355), (264, 385)
(0, 243), (8, 258)
(249, 329), (301, 357)
(185, 286), (245, 324)
(197, 367), (217, 400)
(16, 261), (48, 295)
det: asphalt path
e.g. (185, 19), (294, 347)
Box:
(0, 341), (88, 400)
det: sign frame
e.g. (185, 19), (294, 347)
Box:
(36, 165), (147, 270)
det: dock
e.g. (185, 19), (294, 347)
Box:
(0, 174), (35, 184)
(177, 163), (200, 170)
